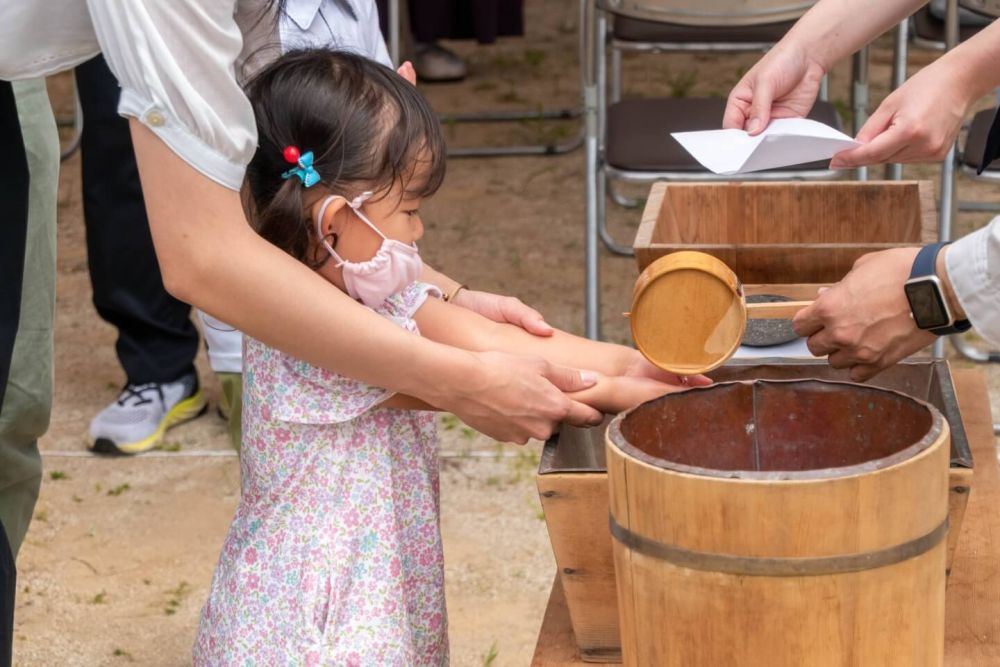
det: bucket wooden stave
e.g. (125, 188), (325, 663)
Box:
(606, 379), (949, 667)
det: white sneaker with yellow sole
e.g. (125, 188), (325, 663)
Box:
(87, 373), (207, 455)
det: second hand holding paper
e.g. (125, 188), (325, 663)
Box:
(671, 118), (861, 175)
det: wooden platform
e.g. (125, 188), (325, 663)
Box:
(532, 368), (1000, 666)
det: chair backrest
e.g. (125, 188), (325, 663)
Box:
(598, 0), (817, 26)
(960, 0), (1000, 18)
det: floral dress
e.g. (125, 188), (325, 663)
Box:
(194, 283), (448, 666)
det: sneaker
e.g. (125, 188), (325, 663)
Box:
(412, 42), (467, 83)
(87, 373), (207, 455)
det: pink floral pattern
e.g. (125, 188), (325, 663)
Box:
(194, 283), (448, 666)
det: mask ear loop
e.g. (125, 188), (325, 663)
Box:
(344, 191), (388, 241)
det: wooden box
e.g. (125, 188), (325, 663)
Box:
(537, 360), (973, 663)
(633, 181), (937, 281)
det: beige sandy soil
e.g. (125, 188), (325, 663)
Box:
(13, 2), (1000, 665)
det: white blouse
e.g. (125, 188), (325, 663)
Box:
(0, 0), (387, 192)
(947, 217), (1000, 346)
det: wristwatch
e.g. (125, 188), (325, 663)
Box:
(903, 242), (971, 335)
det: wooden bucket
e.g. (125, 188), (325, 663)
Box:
(606, 379), (949, 666)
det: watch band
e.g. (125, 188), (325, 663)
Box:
(909, 243), (971, 335)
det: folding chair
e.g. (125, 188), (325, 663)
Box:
(583, 0), (851, 338)
(384, 0), (585, 158)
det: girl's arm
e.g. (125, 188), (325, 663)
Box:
(420, 264), (554, 337)
(413, 295), (708, 414)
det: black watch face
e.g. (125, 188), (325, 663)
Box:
(904, 280), (949, 329)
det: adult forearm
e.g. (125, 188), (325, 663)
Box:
(931, 19), (1000, 101)
(780, 0), (926, 70)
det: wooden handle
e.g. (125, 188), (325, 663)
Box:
(745, 300), (813, 320)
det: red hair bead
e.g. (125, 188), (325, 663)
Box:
(282, 145), (301, 164)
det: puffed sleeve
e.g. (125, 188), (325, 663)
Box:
(272, 355), (395, 424)
(86, 0), (256, 191)
(946, 217), (1000, 347)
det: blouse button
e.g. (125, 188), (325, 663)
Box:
(146, 110), (165, 127)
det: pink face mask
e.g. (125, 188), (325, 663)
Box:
(315, 192), (424, 309)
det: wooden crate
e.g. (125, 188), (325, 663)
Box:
(633, 181), (937, 281)
(537, 360), (973, 664)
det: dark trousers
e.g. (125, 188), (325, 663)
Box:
(375, 0), (524, 45)
(75, 56), (199, 385)
(0, 77), (28, 667)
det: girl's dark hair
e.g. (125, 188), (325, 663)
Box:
(243, 48), (446, 266)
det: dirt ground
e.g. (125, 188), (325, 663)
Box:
(13, 2), (1000, 665)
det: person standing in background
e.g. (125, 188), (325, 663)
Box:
(76, 54), (208, 455)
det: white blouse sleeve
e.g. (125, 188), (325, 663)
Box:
(86, 0), (257, 191)
(945, 216), (1000, 346)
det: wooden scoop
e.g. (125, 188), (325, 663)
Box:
(628, 251), (814, 375)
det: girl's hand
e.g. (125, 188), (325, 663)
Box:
(450, 288), (555, 337)
(723, 43), (826, 135)
(569, 374), (688, 415)
(620, 350), (712, 388)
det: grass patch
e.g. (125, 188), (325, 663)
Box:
(107, 483), (131, 497)
(164, 580), (192, 616)
(482, 641), (500, 666)
(49, 470), (69, 481)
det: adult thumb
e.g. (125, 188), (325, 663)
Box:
(542, 363), (599, 393)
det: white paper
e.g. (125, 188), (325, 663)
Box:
(671, 118), (861, 175)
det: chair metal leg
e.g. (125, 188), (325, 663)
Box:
(958, 201), (1000, 211)
(934, 143), (959, 359)
(610, 49), (622, 104)
(851, 46), (870, 181)
(597, 166), (634, 256)
(584, 0), (601, 340)
(445, 0), (585, 158)
(609, 183), (642, 208)
(388, 0), (400, 66)
(885, 20), (909, 180)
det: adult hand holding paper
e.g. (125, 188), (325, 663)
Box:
(672, 118), (861, 175)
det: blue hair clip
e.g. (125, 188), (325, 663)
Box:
(281, 147), (321, 188)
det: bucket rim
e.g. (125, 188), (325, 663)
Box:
(607, 378), (946, 481)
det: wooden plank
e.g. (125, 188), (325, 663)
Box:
(533, 369), (998, 666)
(633, 181), (935, 275)
(944, 368), (1000, 664)
(537, 473), (620, 660)
(635, 244), (922, 283)
(532, 577), (587, 667)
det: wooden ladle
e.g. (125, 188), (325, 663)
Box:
(628, 251), (813, 375)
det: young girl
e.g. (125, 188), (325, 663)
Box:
(193, 49), (707, 666)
